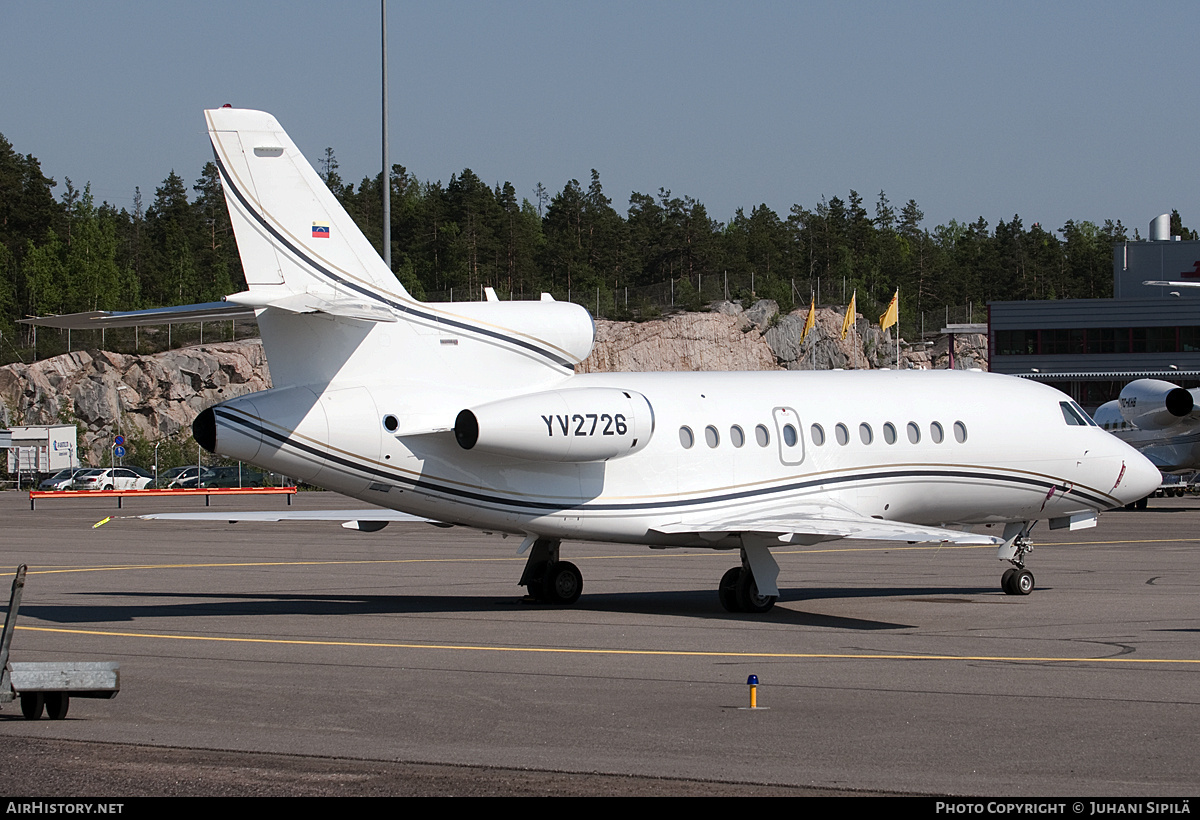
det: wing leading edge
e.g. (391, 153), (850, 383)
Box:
(652, 504), (1002, 547)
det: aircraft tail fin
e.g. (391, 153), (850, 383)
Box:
(205, 107), (407, 303)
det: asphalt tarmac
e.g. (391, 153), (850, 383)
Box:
(1, 490), (1198, 796)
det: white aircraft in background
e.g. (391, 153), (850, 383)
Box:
(1093, 379), (1200, 501)
(26, 108), (1161, 610)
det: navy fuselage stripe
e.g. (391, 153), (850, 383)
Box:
(214, 407), (1115, 514)
(211, 151), (575, 371)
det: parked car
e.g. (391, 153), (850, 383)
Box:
(200, 466), (265, 488)
(71, 467), (154, 491)
(38, 468), (85, 490)
(156, 466), (215, 489)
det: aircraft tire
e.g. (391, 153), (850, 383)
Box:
(44, 693), (69, 720)
(20, 693), (44, 720)
(1001, 568), (1017, 594)
(734, 570), (776, 614)
(718, 567), (742, 613)
(1137, 497), (1149, 510)
(541, 561), (583, 605)
(1013, 569), (1035, 596)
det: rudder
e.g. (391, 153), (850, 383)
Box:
(206, 107), (407, 302)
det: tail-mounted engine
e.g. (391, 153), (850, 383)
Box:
(454, 387), (654, 462)
(1118, 379), (1197, 430)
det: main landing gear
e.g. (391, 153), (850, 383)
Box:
(999, 522), (1036, 596)
(518, 538), (583, 605)
(718, 547), (779, 614)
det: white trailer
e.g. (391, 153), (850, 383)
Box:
(5, 425), (78, 476)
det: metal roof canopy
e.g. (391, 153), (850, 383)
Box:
(1014, 370), (1200, 380)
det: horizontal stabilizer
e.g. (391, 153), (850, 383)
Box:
(249, 292), (398, 323)
(21, 302), (256, 329)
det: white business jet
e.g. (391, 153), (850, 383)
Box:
(27, 108), (1161, 611)
(1093, 379), (1200, 480)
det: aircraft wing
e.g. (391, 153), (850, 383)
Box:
(137, 509), (447, 532)
(652, 504), (1002, 546)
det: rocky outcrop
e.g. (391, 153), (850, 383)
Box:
(577, 310), (778, 372)
(0, 342), (270, 466)
(581, 300), (987, 374)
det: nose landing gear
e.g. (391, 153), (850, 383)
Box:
(999, 521), (1036, 596)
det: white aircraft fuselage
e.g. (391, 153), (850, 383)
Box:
(202, 364), (1147, 549)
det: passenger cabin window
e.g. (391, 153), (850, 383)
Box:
(679, 426), (695, 448)
(953, 421), (967, 443)
(859, 423), (873, 445)
(755, 424), (770, 446)
(810, 424), (826, 446)
(705, 425), (720, 448)
(930, 421), (944, 443)
(883, 422), (897, 445)
(730, 425), (746, 448)
(835, 423), (850, 446)
(907, 422), (920, 444)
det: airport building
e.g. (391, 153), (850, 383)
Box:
(988, 215), (1200, 411)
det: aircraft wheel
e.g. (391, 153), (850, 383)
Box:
(735, 570), (776, 614)
(44, 693), (69, 720)
(1137, 497), (1149, 510)
(1008, 569), (1035, 596)
(541, 561), (583, 605)
(1001, 568), (1016, 593)
(718, 567), (742, 612)
(20, 693), (44, 720)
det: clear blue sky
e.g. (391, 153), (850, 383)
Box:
(3, 1), (1197, 236)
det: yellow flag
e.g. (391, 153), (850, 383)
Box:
(800, 295), (816, 343)
(879, 289), (898, 330)
(840, 291), (856, 340)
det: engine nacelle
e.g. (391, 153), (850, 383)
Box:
(454, 387), (654, 462)
(1118, 379), (1195, 430)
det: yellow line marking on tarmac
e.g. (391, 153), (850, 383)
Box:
(5, 537), (1198, 578)
(4, 535), (1195, 581)
(13, 625), (1200, 665)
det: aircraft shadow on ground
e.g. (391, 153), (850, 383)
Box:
(8, 584), (1011, 631)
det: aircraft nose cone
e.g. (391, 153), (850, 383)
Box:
(1115, 450), (1161, 506)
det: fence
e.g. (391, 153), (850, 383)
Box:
(8, 276), (984, 364)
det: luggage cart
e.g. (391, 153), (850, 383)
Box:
(1, 565), (120, 719)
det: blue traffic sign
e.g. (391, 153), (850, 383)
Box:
(113, 445), (126, 458)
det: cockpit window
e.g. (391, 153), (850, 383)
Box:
(1070, 401), (1098, 426)
(1060, 401), (1088, 426)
